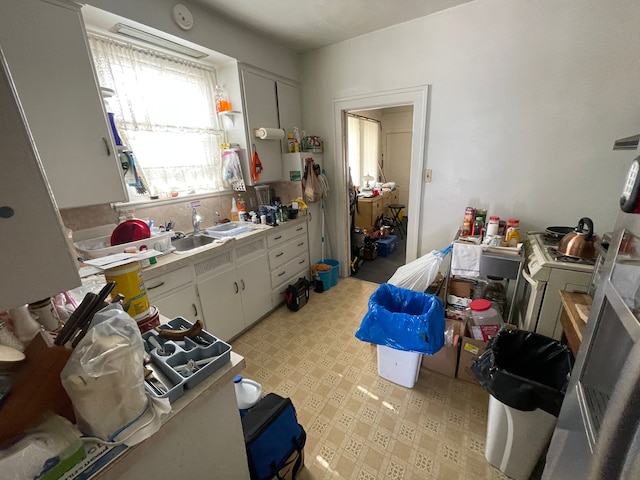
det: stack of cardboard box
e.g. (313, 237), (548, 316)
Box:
(422, 275), (512, 385)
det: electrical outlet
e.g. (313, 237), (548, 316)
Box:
(424, 169), (432, 183)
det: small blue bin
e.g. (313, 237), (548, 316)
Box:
(317, 269), (333, 291)
(321, 259), (339, 286)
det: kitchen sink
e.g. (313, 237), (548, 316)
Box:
(172, 234), (217, 252)
(205, 222), (253, 237)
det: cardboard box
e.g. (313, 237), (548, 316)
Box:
(446, 277), (475, 320)
(448, 277), (475, 298)
(457, 335), (487, 385)
(421, 319), (464, 377)
(456, 323), (515, 385)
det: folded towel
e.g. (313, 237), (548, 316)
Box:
(451, 242), (482, 277)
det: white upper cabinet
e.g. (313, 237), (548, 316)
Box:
(239, 66), (301, 185)
(275, 81), (302, 150)
(0, 49), (81, 311)
(0, 0), (126, 209)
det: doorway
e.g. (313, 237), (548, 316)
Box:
(331, 86), (431, 281)
(347, 106), (414, 283)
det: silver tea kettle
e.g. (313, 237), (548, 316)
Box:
(558, 217), (598, 259)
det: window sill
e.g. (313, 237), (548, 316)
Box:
(112, 190), (231, 211)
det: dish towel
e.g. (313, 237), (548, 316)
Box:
(451, 242), (482, 277)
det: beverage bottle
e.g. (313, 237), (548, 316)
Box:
(472, 216), (484, 239)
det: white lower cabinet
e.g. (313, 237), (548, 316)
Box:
(153, 285), (201, 326)
(144, 221), (310, 340)
(195, 239), (272, 341)
(197, 263), (245, 342)
(144, 266), (203, 327)
(268, 221), (311, 307)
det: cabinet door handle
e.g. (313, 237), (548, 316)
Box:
(278, 271), (286, 277)
(234, 281), (239, 294)
(192, 303), (198, 316)
(297, 242), (304, 247)
(147, 281), (165, 290)
(298, 259), (306, 264)
(274, 235), (282, 240)
(296, 227), (303, 232)
(275, 252), (284, 257)
(102, 137), (111, 156)
(241, 279), (245, 290)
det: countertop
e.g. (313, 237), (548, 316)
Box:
(88, 351), (246, 479)
(142, 216), (308, 280)
(559, 290), (592, 357)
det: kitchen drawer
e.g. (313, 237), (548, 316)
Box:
(270, 252), (309, 286)
(272, 268), (311, 307)
(145, 266), (193, 301)
(266, 222), (307, 248)
(268, 235), (308, 269)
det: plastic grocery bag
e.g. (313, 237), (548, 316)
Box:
(388, 245), (452, 292)
(471, 328), (574, 416)
(60, 305), (149, 442)
(355, 283), (445, 354)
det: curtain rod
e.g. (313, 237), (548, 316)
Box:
(347, 113), (381, 125)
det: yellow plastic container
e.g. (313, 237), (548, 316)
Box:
(105, 261), (150, 320)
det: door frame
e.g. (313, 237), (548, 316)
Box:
(332, 86), (431, 277)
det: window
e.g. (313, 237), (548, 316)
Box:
(347, 114), (380, 189)
(88, 34), (226, 200)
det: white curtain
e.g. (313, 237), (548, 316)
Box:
(347, 115), (361, 184)
(88, 34), (226, 197)
(347, 114), (380, 188)
(361, 120), (379, 185)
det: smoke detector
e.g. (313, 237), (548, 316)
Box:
(173, 4), (194, 30)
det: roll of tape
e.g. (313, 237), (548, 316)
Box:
(255, 127), (285, 140)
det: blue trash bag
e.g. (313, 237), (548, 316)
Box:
(355, 283), (445, 354)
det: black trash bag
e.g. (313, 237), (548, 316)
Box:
(471, 329), (574, 416)
(355, 283), (445, 354)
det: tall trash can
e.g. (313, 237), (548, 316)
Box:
(471, 329), (573, 480)
(355, 283), (445, 388)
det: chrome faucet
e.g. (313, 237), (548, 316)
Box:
(192, 207), (202, 234)
(214, 211), (221, 225)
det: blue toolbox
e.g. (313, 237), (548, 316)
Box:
(376, 235), (398, 257)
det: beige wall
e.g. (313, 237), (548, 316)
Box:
(300, 0), (640, 255)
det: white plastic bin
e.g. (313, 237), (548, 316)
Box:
(485, 394), (557, 480)
(376, 345), (421, 388)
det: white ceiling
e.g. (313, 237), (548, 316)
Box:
(192, 0), (474, 53)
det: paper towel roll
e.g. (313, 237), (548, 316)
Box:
(255, 127), (285, 140)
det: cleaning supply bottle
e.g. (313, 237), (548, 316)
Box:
(230, 196), (239, 221)
(233, 375), (262, 417)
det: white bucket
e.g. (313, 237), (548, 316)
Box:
(234, 375), (263, 416)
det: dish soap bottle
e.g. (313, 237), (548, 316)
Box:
(230, 196), (239, 221)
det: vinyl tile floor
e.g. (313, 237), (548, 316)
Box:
(232, 277), (510, 479)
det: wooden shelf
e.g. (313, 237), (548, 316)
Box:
(559, 290), (593, 357)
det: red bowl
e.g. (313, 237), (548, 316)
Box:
(110, 219), (151, 246)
